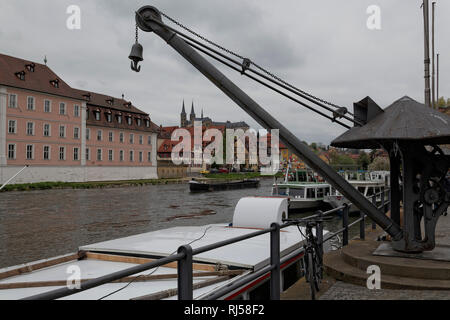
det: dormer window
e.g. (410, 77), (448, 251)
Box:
(136, 118), (141, 126)
(82, 93), (91, 101)
(106, 112), (112, 123)
(127, 116), (132, 125)
(117, 114), (122, 124)
(94, 110), (100, 121)
(145, 119), (150, 127)
(25, 63), (35, 72)
(50, 79), (60, 88)
(15, 71), (25, 81)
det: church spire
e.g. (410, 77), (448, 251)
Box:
(181, 99), (186, 114)
(190, 100), (195, 115)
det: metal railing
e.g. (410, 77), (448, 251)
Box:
(22, 187), (390, 301)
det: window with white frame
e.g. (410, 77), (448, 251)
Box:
(129, 133), (134, 144)
(59, 125), (66, 138)
(117, 115), (122, 124)
(139, 151), (143, 163)
(59, 147), (65, 160)
(109, 131), (113, 142)
(95, 111), (100, 121)
(119, 150), (124, 162)
(73, 148), (79, 161)
(97, 130), (102, 141)
(59, 102), (66, 115)
(43, 124), (51, 137)
(106, 113), (112, 122)
(86, 148), (90, 161)
(129, 150), (134, 162)
(8, 94), (17, 108)
(108, 149), (113, 161)
(86, 128), (90, 140)
(119, 132), (124, 143)
(8, 120), (16, 134)
(137, 118), (141, 126)
(44, 100), (51, 113)
(26, 145), (34, 160)
(43, 146), (50, 160)
(8, 144), (16, 159)
(139, 135), (143, 145)
(148, 135), (152, 145)
(127, 116), (132, 125)
(97, 149), (102, 161)
(74, 127), (79, 139)
(74, 105), (80, 117)
(26, 122), (34, 136)
(27, 96), (35, 110)
(148, 151), (152, 162)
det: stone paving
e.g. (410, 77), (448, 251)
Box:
(319, 281), (450, 300)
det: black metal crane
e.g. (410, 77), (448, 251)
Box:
(127, 5), (450, 253)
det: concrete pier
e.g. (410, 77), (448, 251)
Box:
(281, 215), (450, 300)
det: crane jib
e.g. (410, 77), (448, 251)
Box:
(134, 6), (403, 242)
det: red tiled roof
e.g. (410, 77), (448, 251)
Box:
(0, 52), (159, 132)
(72, 88), (148, 115)
(0, 53), (82, 100)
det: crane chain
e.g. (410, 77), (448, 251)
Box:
(159, 10), (348, 114)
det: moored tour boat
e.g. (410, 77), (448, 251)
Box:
(272, 167), (331, 211)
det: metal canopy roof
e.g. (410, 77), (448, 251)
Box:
(331, 96), (450, 149)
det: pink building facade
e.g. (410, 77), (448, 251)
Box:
(0, 53), (158, 183)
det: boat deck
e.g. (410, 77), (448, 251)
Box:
(0, 223), (326, 300)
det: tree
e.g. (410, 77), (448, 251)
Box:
(357, 151), (370, 170)
(329, 151), (355, 167)
(368, 157), (390, 171)
(437, 97), (446, 108)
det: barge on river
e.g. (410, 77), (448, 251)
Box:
(0, 197), (330, 300)
(189, 179), (260, 192)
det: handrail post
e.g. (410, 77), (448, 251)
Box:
(316, 211), (324, 279)
(177, 245), (193, 300)
(381, 187), (386, 214)
(360, 211), (366, 240)
(316, 210), (324, 257)
(371, 194), (377, 230)
(342, 204), (349, 246)
(270, 223), (281, 300)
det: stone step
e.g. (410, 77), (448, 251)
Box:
(324, 249), (450, 290)
(341, 240), (450, 280)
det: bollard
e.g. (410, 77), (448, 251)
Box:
(177, 245), (193, 300)
(342, 204), (349, 246)
(270, 223), (281, 300)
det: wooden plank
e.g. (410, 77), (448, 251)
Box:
(85, 252), (219, 272)
(0, 252), (85, 281)
(131, 276), (231, 300)
(0, 270), (244, 290)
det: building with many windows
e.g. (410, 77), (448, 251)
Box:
(0, 53), (158, 183)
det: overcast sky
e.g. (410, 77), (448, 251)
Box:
(1, 0), (448, 144)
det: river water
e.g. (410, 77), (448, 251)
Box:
(0, 179), (370, 268)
